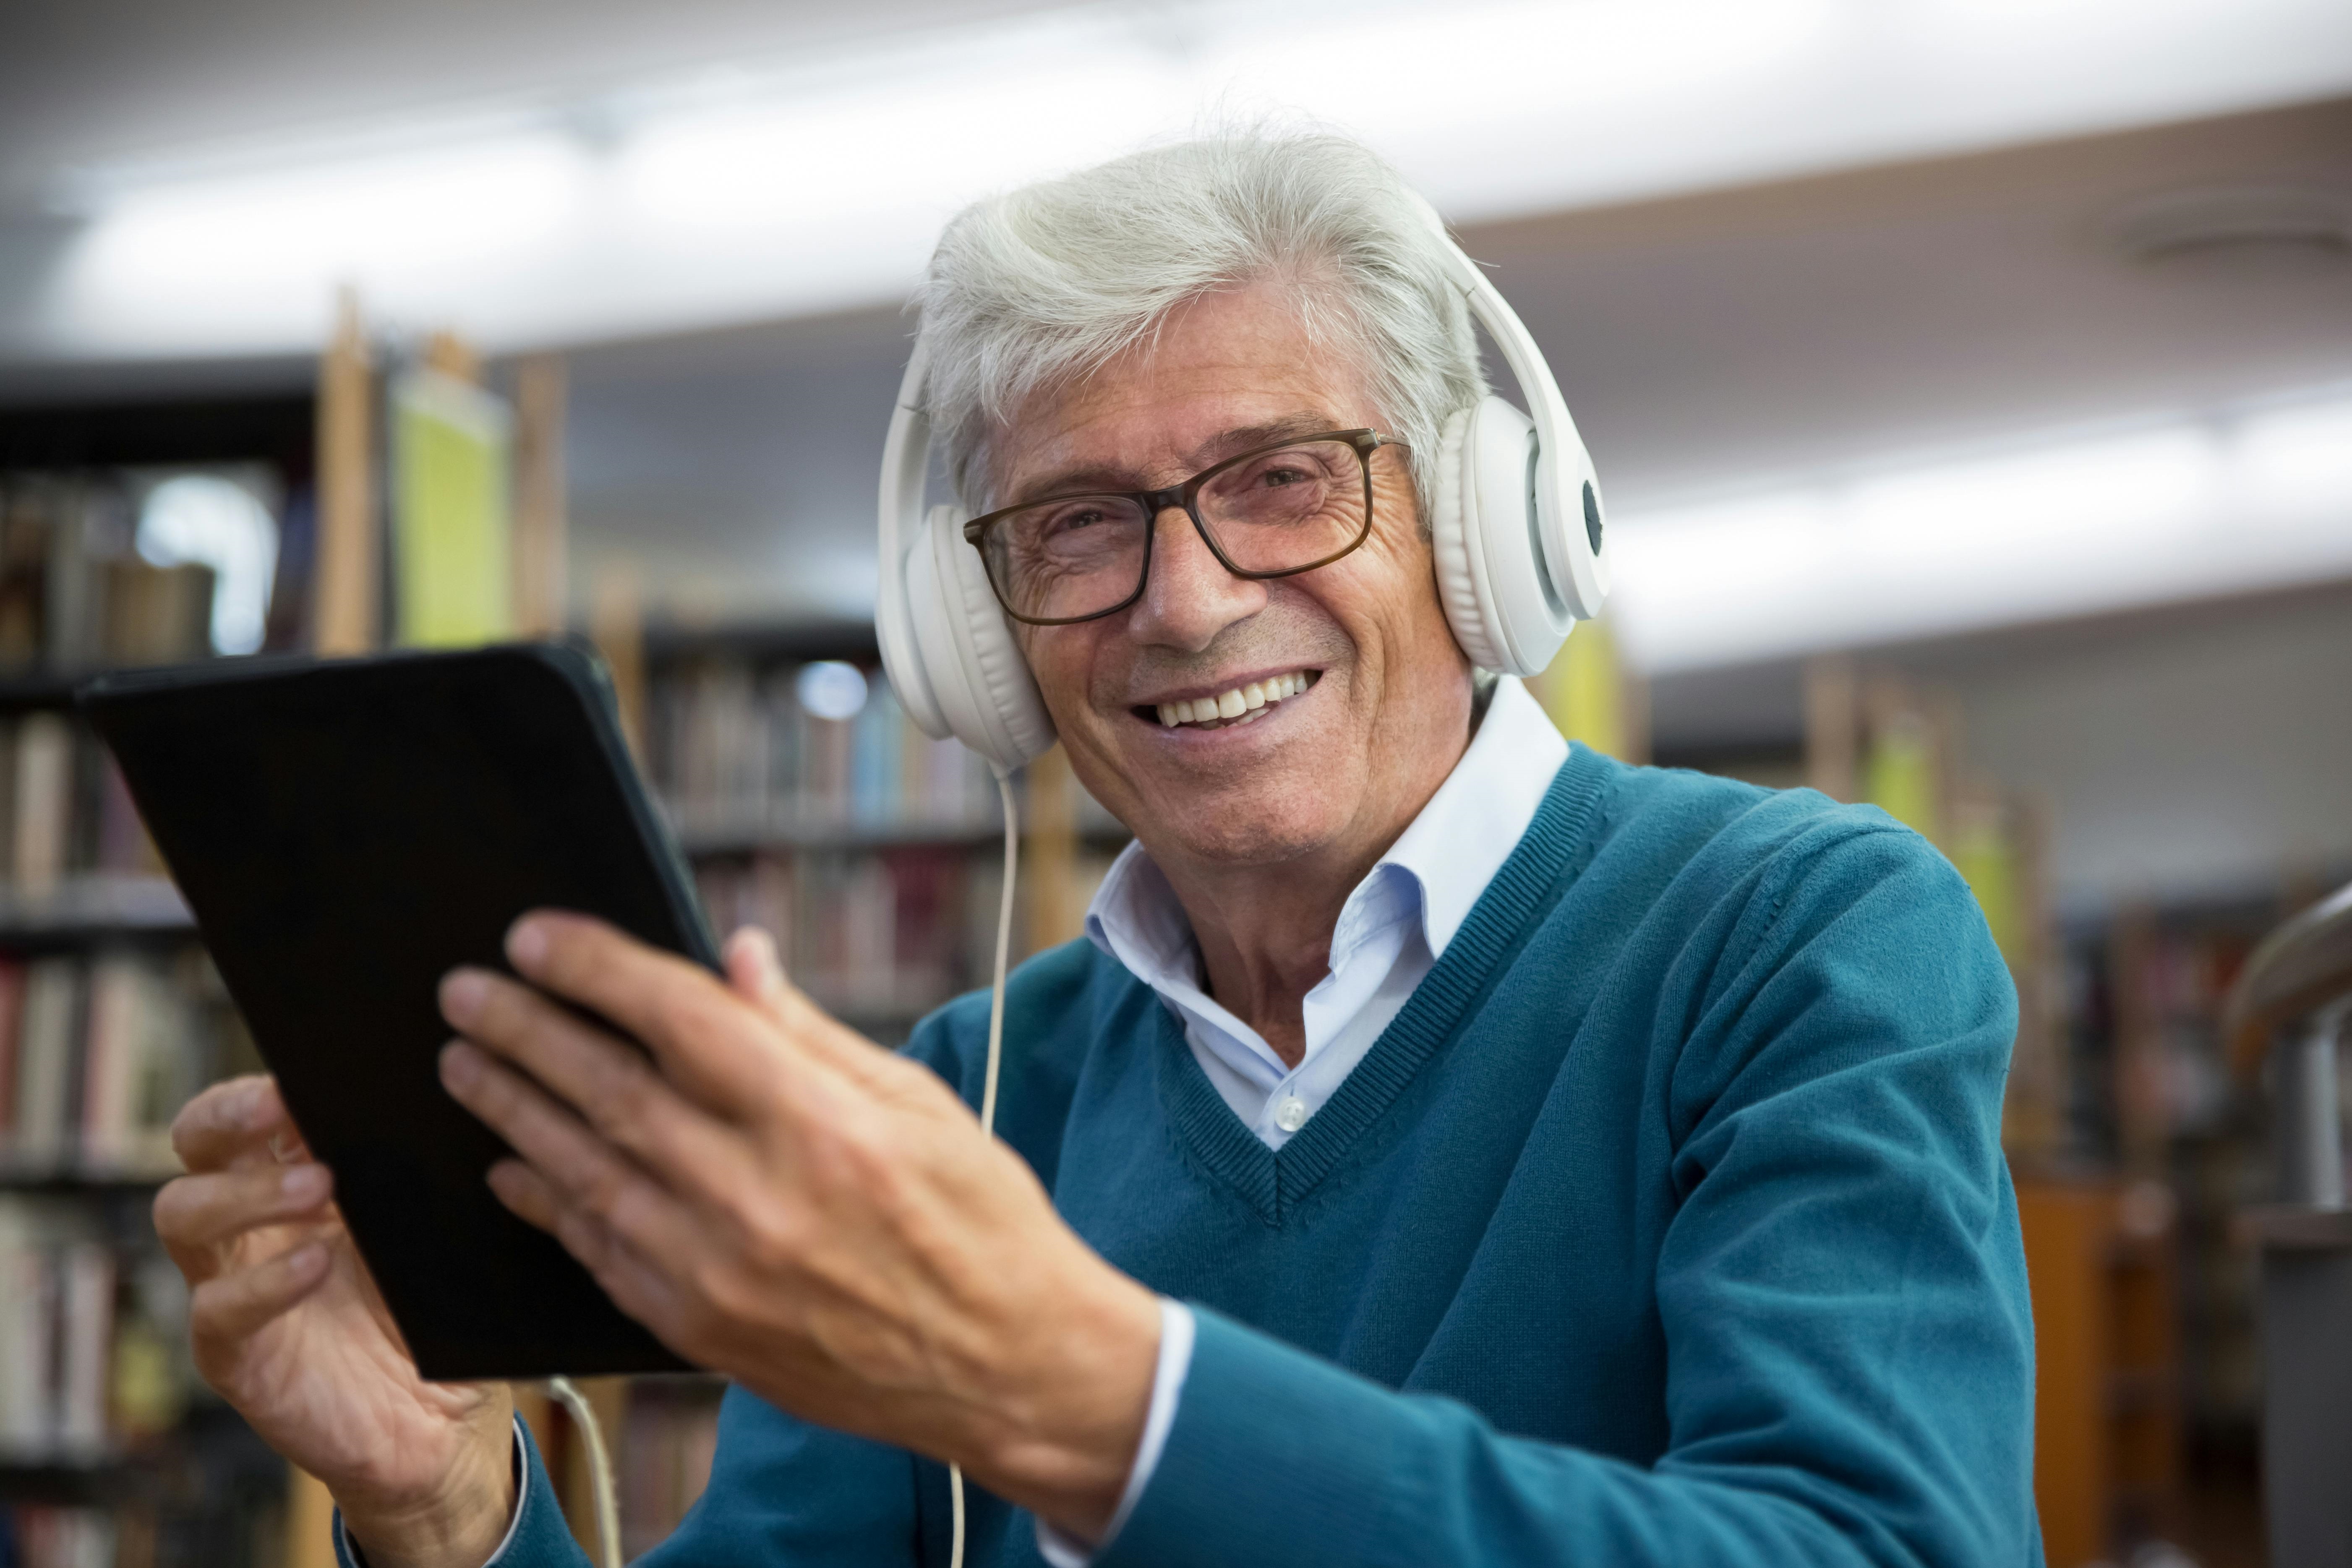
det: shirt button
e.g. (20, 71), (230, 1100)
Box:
(1274, 1096), (1309, 1132)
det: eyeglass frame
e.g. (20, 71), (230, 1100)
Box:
(960, 427), (1407, 627)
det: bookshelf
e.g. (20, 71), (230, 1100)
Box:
(643, 624), (1122, 1043)
(0, 418), (290, 1564)
(0, 310), (1131, 1561)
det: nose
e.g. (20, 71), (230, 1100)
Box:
(1124, 506), (1266, 653)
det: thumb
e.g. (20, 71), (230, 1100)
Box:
(723, 926), (792, 1017)
(720, 925), (903, 1087)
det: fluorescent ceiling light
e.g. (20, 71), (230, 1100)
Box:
(2234, 397), (2352, 513)
(17, 0), (2352, 361)
(1606, 388), (2352, 672)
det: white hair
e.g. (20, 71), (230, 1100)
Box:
(913, 131), (1488, 521)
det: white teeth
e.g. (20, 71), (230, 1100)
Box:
(1153, 671), (1312, 730)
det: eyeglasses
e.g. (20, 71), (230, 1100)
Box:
(963, 428), (1404, 626)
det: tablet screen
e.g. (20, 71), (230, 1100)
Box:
(85, 643), (712, 1379)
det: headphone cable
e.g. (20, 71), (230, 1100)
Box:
(949, 762), (1021, 1568)
(537, 770), (1017, 1568)
(545, 1375), (622, 1568)
(950, 762), (1016, 1568)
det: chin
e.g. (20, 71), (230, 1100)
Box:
(1144, 774), (1349, 869)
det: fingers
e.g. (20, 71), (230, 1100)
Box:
(436, 1040), (696, 1273)
(487, 1160), (692, 1350)
(725, 927), (809, 1027)
(718, 927), (894, 1083)
(507, 912), (893, 1092)
(189, 1239), (332, 1349)
(436, 971), (752, 1200)
(496, 915), (787, 1112)
(486, 1158), (561, 1232)
(171, 1075), (298, 1173)
(154, 1162), (335, 1279)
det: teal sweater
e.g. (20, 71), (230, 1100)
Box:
(375, 750), (2040, 1567)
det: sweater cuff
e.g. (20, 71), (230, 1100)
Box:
(334, 1417), (577, 1568)
(1096, 1305), (1409, 1568)
(1035, 1298), (1196, 1567)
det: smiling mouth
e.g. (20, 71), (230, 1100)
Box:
(1136, 670), (1318, 731)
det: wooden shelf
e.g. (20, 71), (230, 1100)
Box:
(676, 817), (1130, 858)
(0, 874), (194, 939)
(642, 619), (879, 668)
(0, 1161), (176, 1193)
(676, 818), (1004, 857)
(0, 662), (240, 714)
(0, 1456), (148, 1505)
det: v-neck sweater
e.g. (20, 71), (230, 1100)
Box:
(469, 746), (2040, 1568)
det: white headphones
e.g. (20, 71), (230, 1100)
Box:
(875, 209), (1609, 774)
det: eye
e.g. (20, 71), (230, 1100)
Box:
(1041, 504), (1110, 537)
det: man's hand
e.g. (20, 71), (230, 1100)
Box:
(435, 914), (1162, 1542)
(152, 1078), (517, 1568)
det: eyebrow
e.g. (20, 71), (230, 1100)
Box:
(1002, 413), (1347, 507)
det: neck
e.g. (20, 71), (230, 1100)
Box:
(1145, 678), (1489, 1068)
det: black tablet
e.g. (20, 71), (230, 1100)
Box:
(83, 642), (713, 1380)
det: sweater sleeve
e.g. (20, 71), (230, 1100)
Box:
(1098, 821), (2038, 1568)
(333, 1422), (582, 1568)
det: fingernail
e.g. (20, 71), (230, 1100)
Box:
(746, 927), (781, 980)
(439, 1041), (481, 1090)
(282, 1164), (329, 1203)
(440, 968), (489, 1023)
(290, 1242), (328, 1277)
(507, 916), (549, 971)
(233, 1080), (272, 1129)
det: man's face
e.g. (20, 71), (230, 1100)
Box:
(998, 282), (1473, 874)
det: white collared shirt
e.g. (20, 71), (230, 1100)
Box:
(1039, 677), (1568, 1565)
(1084, 676), (1569, 1150)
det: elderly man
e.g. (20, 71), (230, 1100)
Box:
(155, 134), (2038, 1567)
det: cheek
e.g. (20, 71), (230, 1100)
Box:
(1016, 626), (1101, 732)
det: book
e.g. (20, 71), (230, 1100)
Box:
(650, 658), (1001, 834)
(81, 953), (196, 1174)
(12, 712), (73, 900)
(618, 1382), (723, 1561)
(55, 1241), (112, 1456)
(0, 952), (220, 1177)
(0, 472), (219, 675)
(102, 559), (216, 666)
(392, 368), (515, 648)
(0, 960), (21, 1138)
(9, 960), (81, 1169)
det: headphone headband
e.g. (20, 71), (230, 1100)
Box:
(1411, 201), (1610, 621)
(877, 340), (949, 739)
(876, 201), (1608, 758)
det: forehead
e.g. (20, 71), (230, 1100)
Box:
(992, 282), (1376, 498)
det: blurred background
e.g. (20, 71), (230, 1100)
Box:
(0, 1), (2349, 1564)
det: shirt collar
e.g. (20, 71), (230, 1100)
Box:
(1373, 675), (1567, 957)
(1086, 675), (1569, 984)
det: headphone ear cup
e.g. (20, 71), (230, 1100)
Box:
(1431, 395), (1580, 677)
(904, 504), (1056, 772)
(1429, 404), (1508, 673)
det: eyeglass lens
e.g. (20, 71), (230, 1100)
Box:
(980, 438), (1370, 623)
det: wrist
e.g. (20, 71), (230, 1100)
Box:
(338, 1418), (518, 1568)
(970, 1267), (1162, 1542)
